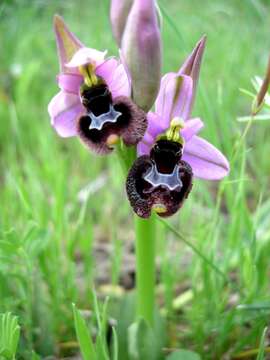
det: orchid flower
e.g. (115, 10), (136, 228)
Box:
(126, 36), (230, 218)
(48, 15), (146, 154)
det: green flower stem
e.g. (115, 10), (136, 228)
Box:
(134, 214), (156, 326)
(116, 142), (156, 326)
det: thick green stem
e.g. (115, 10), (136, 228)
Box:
(134, 214), (156, 326)
(116, 143), (156, 326)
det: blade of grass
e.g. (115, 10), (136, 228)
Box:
(72, 303), (96, 360)
(158, 217), (228, 282)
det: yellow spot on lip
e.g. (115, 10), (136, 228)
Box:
(106, 134), (120, 147)
(152, 204), (167, 214)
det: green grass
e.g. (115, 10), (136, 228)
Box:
(1, 0), (270, 358)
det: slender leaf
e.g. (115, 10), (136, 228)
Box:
(72, 303), (96, 360)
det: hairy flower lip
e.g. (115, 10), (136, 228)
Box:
(76, 95), (147, 155)
(126, 153), (193, 219)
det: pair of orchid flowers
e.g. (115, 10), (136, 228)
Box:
(48, 0), (229, 219)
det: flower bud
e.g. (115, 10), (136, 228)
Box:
(110, 0), (133, 47)
(121, 0), (162, 112)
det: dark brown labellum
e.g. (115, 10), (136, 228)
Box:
(126, 140), (193, 218)
(77, 82), (147, 154)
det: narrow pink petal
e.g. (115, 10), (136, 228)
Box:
(107, 63), (131, 98)
(182, 135), (230, 180)
(181, 117), (204, 141)
(143, 131), (155, 146)
(137, 112), (164, 156)
(155, 73), (193, 127)
(48, 91), (84, 137)
(170, 75), (193, 120)
(58, 73), (83, 94)
(66, 47), (107, 68)
(53, 15), (83, 73)
(155, 72), (175, 115)
(96, 57), (131, 97)
(146, 112), (166, 140)
(96, 57), (119, 85)
(179, 36), (206, 75)
(178, 36), (206, 107)
(119, 49), (132, 85)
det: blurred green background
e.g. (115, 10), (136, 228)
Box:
(1, 0), (270, 358)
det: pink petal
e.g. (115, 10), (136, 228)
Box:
(137, 141), (151, 156)
(181, 117), (204, 141)
(53, 15), (83, 73)
(119, 49), (132, 86)
(146, 112), (166, 139)
(155, 72), (175, 117)
(182, 135), (230, 180)
(48, 91), (84, 137)
(96, 58), (119, 85)
(137, 112), (164, 156)
(58, 73), (83, 94)
(155, 73), (193, 127)
(178, 36), (206, 108)
(96, 58), (131, 98)
(109, 63), (131, 98)
(96, 57), (131, 97)
(66, 47), (107, 68)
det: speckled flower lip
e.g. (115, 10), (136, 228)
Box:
(126, 120), (193, 218)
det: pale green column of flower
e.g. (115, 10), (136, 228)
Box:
(134, 215), (156, 326)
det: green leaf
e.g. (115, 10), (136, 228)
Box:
(166, 349), (201, 360)
(31, 351), (41, 360)
(72, 303), (96, 360)
(111, 327), (119, 360)
(112, 293), (166, 360)
(256, 327), (268, 360)
(128, 318), (162, 360)
(237, 114), (270, 122)
(113, 292), (136, 360)
(92, 292), (110, 360)
(0, 312), (20, 359)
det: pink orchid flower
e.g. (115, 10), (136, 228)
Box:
(48, 15), (146, 154)
(126, 36), (230, 218)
